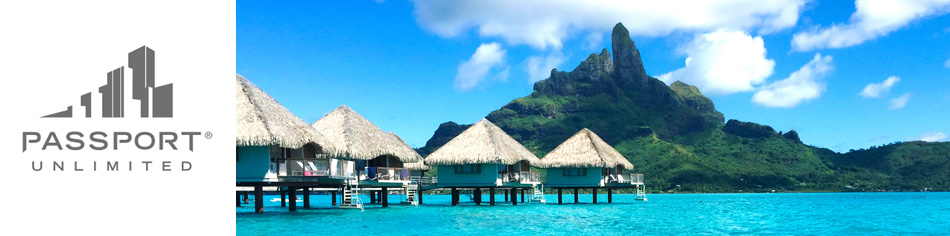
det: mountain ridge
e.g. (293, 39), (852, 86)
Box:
(417, 22), (950, 192)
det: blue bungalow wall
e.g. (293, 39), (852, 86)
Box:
(236, 146), (271, 182)
(545, 167), (603, 187)
(436, 163), (497, 187)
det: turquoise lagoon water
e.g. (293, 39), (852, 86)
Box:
(237, 192), (950, 235)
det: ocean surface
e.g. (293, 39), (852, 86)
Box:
(237, 192), (950, 235)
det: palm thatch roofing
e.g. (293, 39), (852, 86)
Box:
(539, 128), (633, 170)
(235, 74), (337, 151)
(424, 118), (539, 166)
(311, 105), (422, 163)
(387, 132), (429, 170)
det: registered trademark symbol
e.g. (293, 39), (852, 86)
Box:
(204, 131), (213, 139)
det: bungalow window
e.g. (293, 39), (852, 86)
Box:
(455, 164), (481, 174)
(563, 168), (586, 176)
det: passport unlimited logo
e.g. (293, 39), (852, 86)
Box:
(22, 46), (212, 172)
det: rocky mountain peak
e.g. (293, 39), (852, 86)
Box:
(611, 22), (648, 87)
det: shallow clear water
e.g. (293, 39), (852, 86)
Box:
(237, 192), (950, 235)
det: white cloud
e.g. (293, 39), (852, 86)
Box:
(454, 43), (508, 90)
(889, 93), (911, 109)
(525, 52), (567, 83)
(945, 58), (950, 68)
(582, 32), (603, 51)
(412, 0), (807, 49)
(919, 132), (949, 142)
(859, 76), (901, 98)
(752, 54), (833, 108)
(658, 30), (775, 95)
(792, 0), (950, 51)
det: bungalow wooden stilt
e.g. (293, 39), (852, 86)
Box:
(418, 190), (423, 205)
(332, 191), (337, 206)
(451, 188), (458, 206)
(558, 188), (563, 204)
(592, 188), (597, 204)
(254, 185), (264, 213)
(475, 188), (482, 205)
(381, 187), (389, 207)
(280, 189), (286, 207)
(608, 188), (613, 203)
(490, 187), (496, 205)
(289, 188), (297, 211)
(303, 187), (310, 209)
(511, 188), (517, 206)
(574, 188), (579, 203)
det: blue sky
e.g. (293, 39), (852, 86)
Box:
(238, 0), (950, 152)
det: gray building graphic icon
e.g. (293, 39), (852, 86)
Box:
(43, 46), (173, 118)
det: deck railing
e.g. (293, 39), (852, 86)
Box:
(500, 171), (541, 184)
(418, 176), (438, 187)
(606, 173), (644, 184)
(277, 159), (352, 179)
(365, 167), (411, 182)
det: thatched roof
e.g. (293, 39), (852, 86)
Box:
(388, 132), (428, 170)
(424, 119), (539, 166)
(539, 128), (633, 169)
(235, 74), (336, 151)
(311, 105), (422, 163)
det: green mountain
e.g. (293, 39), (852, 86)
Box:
(418, 23), (950, 193)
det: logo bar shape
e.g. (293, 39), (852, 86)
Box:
(43, 46), (173, 118)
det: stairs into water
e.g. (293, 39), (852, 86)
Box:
(405, 177), (420, 206)
(530, 183), (546, 204)
(340, 181), (364, 210)
(635, 184), (648, 201)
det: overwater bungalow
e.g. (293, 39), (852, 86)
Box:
(538, 128), (645, 203)
(424, 118), (542, 205)
(311, 105), (423, 207)
(235, 74), (345, 212)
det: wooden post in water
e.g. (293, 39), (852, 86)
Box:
(474, 188), (481, 205)
(303, 187), (310, 209)
(243, 191), (249, 203)
(520, 188), (525, 203)
(504, 189), (509, 202)
(489, 187), (496, 205)
(608, 188), (613, 203)
(254, 185), (264, 213)
(370, 190), (376, 204)
(332, 191), (337, 206)
(280, 189), (286, 207)
(451, 188), (458, 206)
(558, 188), (563, 204)
(381, 187), (389, 207)
(511, 188), (517, 206)
(236, 191), (241, 207)
(592, 188), (598, 204)
(289, 188), (297, 212)
(418, 190), (424, 205)
(574, 188), (579, 203)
